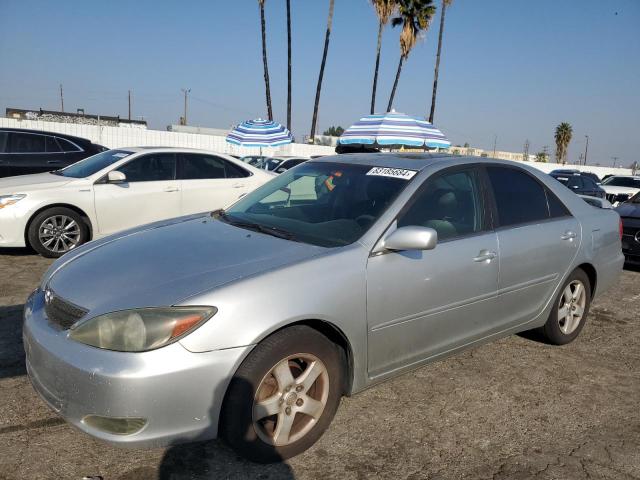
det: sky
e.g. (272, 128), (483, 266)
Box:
(0, 0), (639, 166)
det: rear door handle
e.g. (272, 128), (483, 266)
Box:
(47, 160), (62, 164)
(473, 250), (497, 262)
(163, 186), (179, 193)
(232, 183), (246, 189)
(560, 231), (577, 241)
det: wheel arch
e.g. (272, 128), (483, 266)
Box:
(575, 263), (597, 298)
(25, 203), (94, 245)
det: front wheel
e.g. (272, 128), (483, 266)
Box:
(221, 325), (344, 463)
(540, 268), (592, 345)
(27, 207), (88, 258)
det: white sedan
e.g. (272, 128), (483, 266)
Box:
(0, 147), (273, 257)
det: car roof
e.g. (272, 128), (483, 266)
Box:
(312, 152), (470, 171)
(0, 127), (94, 145)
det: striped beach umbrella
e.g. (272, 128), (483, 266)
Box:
(226, 118), (293, 148)
(338, 111), (450, 149)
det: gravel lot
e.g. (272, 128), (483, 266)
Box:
(0, 249), (638, 480)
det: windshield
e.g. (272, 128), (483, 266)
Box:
(552, 176), (570, 185)
(222, 162), (414, 247)
(601, 176), (640, 188)
(630, 192), (640, 204)
(53, 149), (133, 178)
(265, 158), (284, 170)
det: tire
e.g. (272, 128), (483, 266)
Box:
(27, 207), (88, 258)
(221, 325), (344, 463)
(540, 268), (592, 345)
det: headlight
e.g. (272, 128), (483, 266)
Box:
(69, 306), (217, 352)
(0, 194), (26, 209)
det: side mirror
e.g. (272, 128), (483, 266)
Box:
(383, 226), (438, 251)
(276, 167), (287, 174)
(107, 170), (127, 184)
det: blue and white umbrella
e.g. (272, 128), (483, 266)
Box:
(226, 118), (293, 148)
(338, 111), (450, 149)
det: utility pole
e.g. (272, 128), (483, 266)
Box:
(59, 84), (64, 112)
(523, 139), (530, 162)
(584, 135), (589, 165)
(181, 88), (191, 125)
(612, 156), (619, 168)
(128, 90), (132, 120)
(492, 134), (497, 157)
(542, 145), (549, 162)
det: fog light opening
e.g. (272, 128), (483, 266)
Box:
(82, 415), (147, 435)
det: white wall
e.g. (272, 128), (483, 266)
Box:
(1, 117), (631, 177)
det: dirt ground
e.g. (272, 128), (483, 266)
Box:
(0, 248), (638, 480)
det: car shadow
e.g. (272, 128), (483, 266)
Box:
(623, 262), (640, 273)
(0, 304), (26, 379)
(155, 376), (295, 479)
(0, 247), (35, 257)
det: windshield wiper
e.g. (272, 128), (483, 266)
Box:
(213, 210), (297, 241)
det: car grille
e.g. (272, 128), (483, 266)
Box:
(44, 290), (88, 330)
(606, 193), (631, 204)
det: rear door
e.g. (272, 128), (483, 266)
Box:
(177, 153), (252, 215)
(6, 132), (65, 176)
(485, 166), (580, 328)
(93, 153), (181, 235)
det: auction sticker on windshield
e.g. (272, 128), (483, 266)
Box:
(366, 167), (417, 180)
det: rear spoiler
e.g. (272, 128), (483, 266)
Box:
(579, 195), (613, 209)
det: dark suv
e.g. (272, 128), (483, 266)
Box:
(0, 128), (106, 178)
(549, 171), (605, 198)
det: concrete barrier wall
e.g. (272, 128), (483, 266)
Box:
(1, 117), (630, 177)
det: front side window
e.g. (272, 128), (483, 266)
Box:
(487, 167), (560, 226)
(223, 162), (411, 247)
(118, 153), (176, 182)
(9, 133), (46, 153)
(398, 169), (485, 241)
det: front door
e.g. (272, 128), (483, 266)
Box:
(93, 153), (181, 236)
(367, 167), (499, 378)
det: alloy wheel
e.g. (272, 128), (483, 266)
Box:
(38, 215), (81, 254)
(557, 280), (587, 335)
(252, 353), (329, 446)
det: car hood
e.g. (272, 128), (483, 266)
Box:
(46, 215), (327, 316)
(616, 202), (640, 219)
(601, 185), (639, 195)
(0, 172), (74, 194)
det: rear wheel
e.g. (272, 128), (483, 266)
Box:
(27, 207), (88, 258)
(221, 325), (344, 463)
(541, 268), (591, 345)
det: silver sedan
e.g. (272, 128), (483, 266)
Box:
(23, 154), (624, 462)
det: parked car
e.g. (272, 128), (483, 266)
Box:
(549, 171), (605, 198)
(615, 191), (640, 265)
(0, 147), (272, 257)
(600, 175), (640, 205)
(0, 128), (106, 178)
(550, 169), (601, 184)
(24, 154), (623, 463)
(264, 156), (308, 173)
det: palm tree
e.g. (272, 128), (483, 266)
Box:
(387, 0), (437, 112)
(428, 0), (452, 123)
(309, 0), (335, 142)
(286, 0), (292, 130)
(258, 0), (273, 120)
(555, 122), (573, 164)
(369, 0), (397, 114)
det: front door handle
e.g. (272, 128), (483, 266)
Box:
(232, 183), (246, 189)
(560, 231), (577, 241)
(163, 186), (179, 193)
(473, 250), (497, 263)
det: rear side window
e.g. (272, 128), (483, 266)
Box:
(486, 167), (549, 227)
(9, 133), (46, 153)
(179, 154), (250, 179)
(546, 189), (571, 218)
(57, 137), (81, 152)
(45, 136), (62, 152)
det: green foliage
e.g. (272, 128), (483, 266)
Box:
(323, 126), (345, 137)
(535, 152), (548, 163)
(554, 122), (573, 164)
(392, 0), (437, 58)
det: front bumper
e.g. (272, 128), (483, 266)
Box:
(0, 204), (29, 247)
(23, 289), (253, 448)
